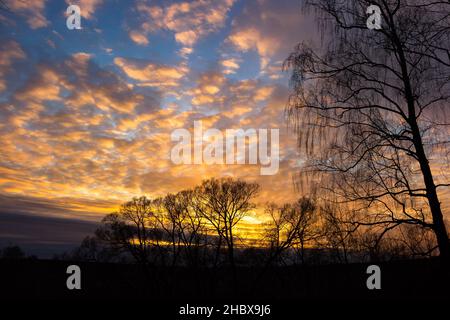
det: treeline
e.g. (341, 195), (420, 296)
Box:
(0, 245), (35, 260)
(56, 178), (439, 267)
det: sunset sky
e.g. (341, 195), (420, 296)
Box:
(0, 0), (320, 255)
(1, 0), (448, 257)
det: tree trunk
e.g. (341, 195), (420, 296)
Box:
(392, 28), (450, 261)
(228, 228), (235, 268)
(214, 234), (222, 267)
(411, 120), (450, 261)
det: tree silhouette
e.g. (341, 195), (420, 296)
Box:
(399, 224), (438, 258)
(317, 203), (359, 263)
(96, 196), (160, 265)
(285, 0), (450, 260)
(1, 245), (25, 260)
(93, 179), (260, 268)
(155, 190), (208, 267)
(264, 197), (318, 265)
(193, 178), (260, 270)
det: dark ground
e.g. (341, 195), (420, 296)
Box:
(0, 258), (448, 301)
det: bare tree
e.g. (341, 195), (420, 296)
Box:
(154, 195), (182, 267)
(156, 190), (208, 267)
(264, 203), (286, 264)
(67, 236), (122, 263)
(264, 197), (318, 265)
(95, 213), (135, 259)
(72, 236), (101, 262)
(0, 245), (25, 260)
(317, 203), (361, 263)
(285, 0), (450, 260)
(96, 196), (159, 264)
(173, 190), (209, 267)
(399, 224), (438, 258)
(193, 178), (260, 270)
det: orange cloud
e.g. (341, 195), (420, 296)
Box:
(134, 0), (235, 54)
(226, 0), (313, 73)
(221, 58), (240, 74)
(189, 72), (226, 106)
(114, 57), (187, 88)
(65, 0), (104, 19)
(6, 0), (49, 29)
(228, 27), (279, 70)
(0, 41), (26, 92)
(129, 30), (149, 46)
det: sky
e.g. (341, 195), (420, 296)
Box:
(0, 0), (320, 255)
(2, 0), (448, 258)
